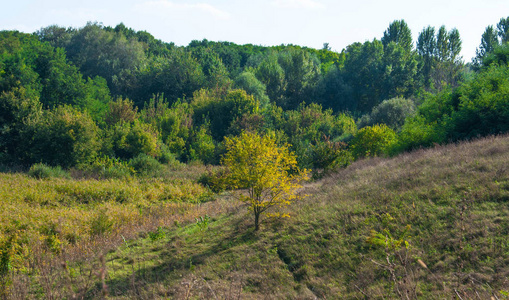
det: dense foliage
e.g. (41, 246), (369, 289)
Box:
(0, 16), (508, 173)
(221, 132), (309, 230)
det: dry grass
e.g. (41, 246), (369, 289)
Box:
(0, 169), (233, 298)
(101, 134), (509, 299)
(3, 135), (509, 298)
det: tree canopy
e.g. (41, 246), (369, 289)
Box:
(221, 132), (309, 231)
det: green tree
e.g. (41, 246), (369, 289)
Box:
(135, 49), (205, 106)
(474, 26), (499, 67)
(343, 40), (384, 112)
(22, 105), (100, 168)
(359, 97), (416, 131)
(35, 25), (75, 49)
(191, 46), (231, 89)
(277, 47), (321, 109)
(382, 20), (413, 52)
(0, 31), (90, 108)
(65, 22), (147, 96)
(188, 124), (216, 164)
(255, 52), (286, 104)
(105, 97), (138, 126)
(417, 26), (436, 88)
(316, 65), (354, 112)
(192, 89), (259, 141)
(140, 97), (192, 159)
(107, 120), (160, 160)
(381, 42), (418, 100)
(0, 87), (42, 164)
(497, 16), (509, 43)
(433, 27), (463, 88)
(234, 70), (270, 107)
(417, 26), (463, 90)
(446, 64), (509, 140)
(474, 17), (509, 68)
(83, 76), (111, 124)
(481, 42), (509, 68)
(222, 132), (309, 231)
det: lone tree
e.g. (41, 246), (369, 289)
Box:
(222, 132), (309, 231)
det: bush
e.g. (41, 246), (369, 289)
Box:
(234, 70), (270, 107)
(192, 89), (259, 141)
(158, 143), (183, 167)
(89, 210), (113, 236)
(82, 156), (135, 179)
(28, 163), (70, 179)
(107, 121), (160, 160)
(21, 106), (100, 168)
(389, 115), (442, 154)
(358, 97), (416, 130)
(187, 125), (216, 164)
(198, 168), (232, 193)
(129, 153), (165, 177)
(350, 124), (396, 159)
(445, 65), (509, 140)
(310, 139), (353, 178)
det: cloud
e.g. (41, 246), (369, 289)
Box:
(136, 1), (230, 20)
(271, 0), (325, 9)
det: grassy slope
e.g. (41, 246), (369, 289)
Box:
(103, 135), (509, 299)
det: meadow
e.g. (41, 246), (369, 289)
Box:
(2, 134), (509, 298)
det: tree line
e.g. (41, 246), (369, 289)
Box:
(0, 17), (508, 175)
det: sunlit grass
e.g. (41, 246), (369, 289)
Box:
(3, 135), (509, 298)
(102, 135), (509, 299)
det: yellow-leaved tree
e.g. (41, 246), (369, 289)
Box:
(222, 132), (309, 231)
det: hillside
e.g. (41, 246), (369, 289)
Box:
(1, 15), (509, 300)
(93, 134), (509, 299)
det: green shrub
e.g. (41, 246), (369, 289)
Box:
(89, 210), (113, 236)
(390, 115), (442, 154)
(310, 139), (353, 178)
(234, 70), (270, 107)
(198, 168), (232, 193)
(83, 156), (135, 179)
(105, 97), (138, 126)
(108, 121), (160, 160)
(358, 97), (416, 130)
(192, 89), (259, 141)
(148, 227), (166, 241)
(158, 143), (183, 167)
(195, 215), (210, 231)
(445, 65), (509, 140)
(22, 105), (100, 168)
(350, 124), (396, 159)
(188, 125), (216, 164)
(129, 153), (165, 177)
(28, 163), (70, 179)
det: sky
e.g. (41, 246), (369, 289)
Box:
(2, 0), (509, 61)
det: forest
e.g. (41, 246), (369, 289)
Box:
(1, 16), (509, 298)
(0, 17), (507, 173)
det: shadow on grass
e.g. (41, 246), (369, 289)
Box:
(102, 215), (258, 297)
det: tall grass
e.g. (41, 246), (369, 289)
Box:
(4, 135), (509, 298)
(101, 135), (509, 299)
(0, 169), (222, 298)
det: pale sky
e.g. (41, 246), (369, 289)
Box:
(2, 0), (509, 61)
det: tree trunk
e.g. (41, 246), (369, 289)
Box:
(254, 211), (260, 231)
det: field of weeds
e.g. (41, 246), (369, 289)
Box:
(0, 166), (239, 298)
